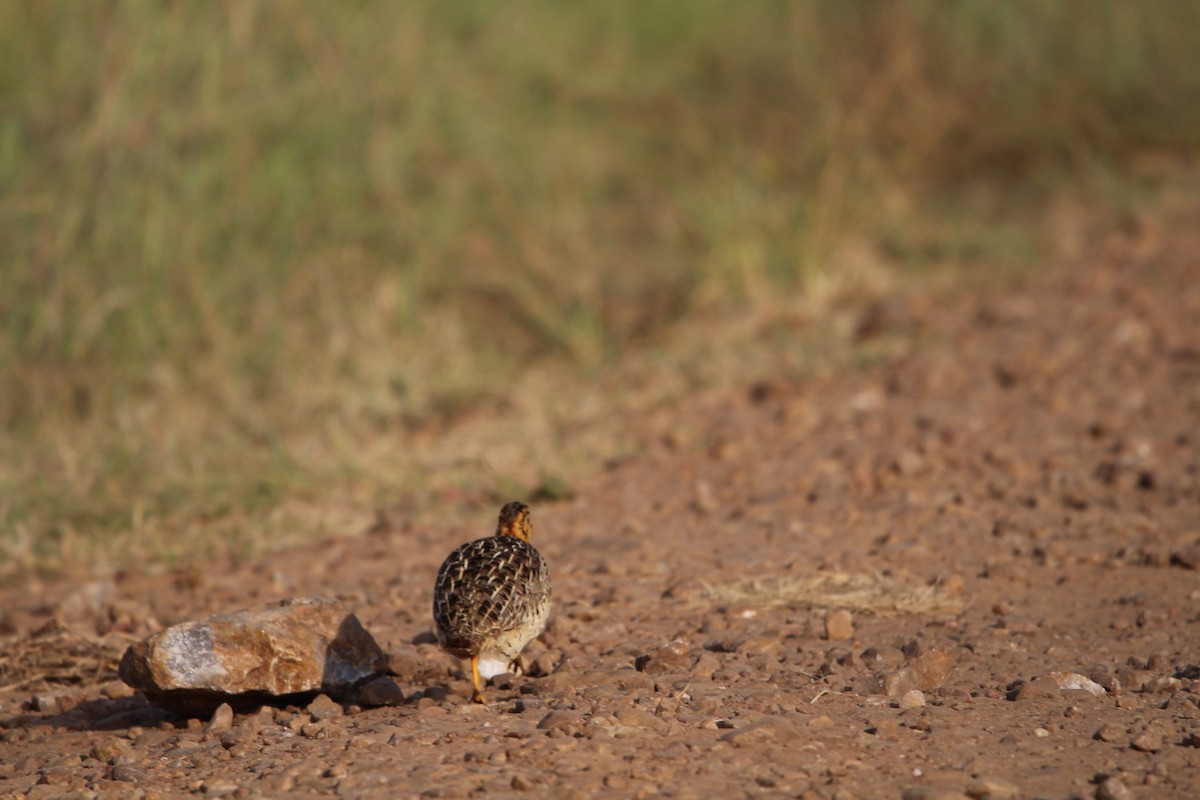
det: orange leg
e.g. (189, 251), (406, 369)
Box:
(470, 655), (487, 704)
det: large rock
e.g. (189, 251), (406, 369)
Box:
(119, 596), (388, 715)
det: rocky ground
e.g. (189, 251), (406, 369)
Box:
(1, 207), (1199, 800)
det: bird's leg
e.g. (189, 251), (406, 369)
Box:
(470, 655), (487, 704)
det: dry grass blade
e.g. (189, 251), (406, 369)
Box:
(704, 572), (963, 617)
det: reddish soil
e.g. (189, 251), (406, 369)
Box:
(2, 209), (1199, 799)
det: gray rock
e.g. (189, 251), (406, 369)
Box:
(118, 596), (388, 716)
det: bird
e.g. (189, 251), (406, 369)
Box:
(432, 501), (551, 703)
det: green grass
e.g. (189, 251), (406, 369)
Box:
(2, 1), (1199, 579)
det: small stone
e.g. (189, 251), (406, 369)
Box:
(965, 776), (1020, 799)
(31, 693), (61, 713)
(898, 690), (926, 710)
(1087, 665), (1120, 693)
(202, 779), (239, 797)
(1034, 727), (1051, 737)
(355, 676), (406, 707)
(111, 764), (144, 783)
(882, 669), (921, 697)
(204, 702), (234, 734)
(1094, 723), (1126, 744)
(1047, 672), (1106, 697)
(692, 481), (719, 514)
(301, 722), (327, 739)
(1096, 776), (1133, 800)
(901, 787), (959, 800)
(1130, 722), (1168, 752)
(219, 726), (254, 749)
(511, 774), (534, 791)
(1115, 667), (1153, 692)
(307, 694), (344, 721)
(492, 672), (518, 690)
(90, 738), (133, 763)
(910, 647), (956, 691)
(613, 705), (669, 733)
(635, 640), (690, 675)
(1170, 546), (1200, 570)
(861, 647), (906, 671)
(825, 609), (854, 641)
(537, 710), (584, 734)
(1148, 676), (1182, 694)
(1014, 677), (1062, 701)
(719, 716), (802, 747)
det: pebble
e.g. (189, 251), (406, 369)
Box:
(881, 668), (921, 698)
(900, 787), (960, 800)
(537, 710), (584, 734)
(90, 738), (133, 763)
(1095, 776), (1133, 800)
(898, 690), (926, 710)
(110, 763), (145, 783)
(307, 694), (344, 721)
(719, 717), (803, 747)
(964, 776), (1020, 799)
(1130, 722), (1167, 752)
(1116, 668), (1153, 692)
(355, 676), (407, 707)
(219, 726), (255, 749)
(30, 694), (61, 714)
(1014, 677), (1061, 701)
(202, 779), (240, 797)
(1171, 545), (1200, 570)
(204, 703), (234, 734)
(612, 706), (669, 733)
(1046, 672), (1106, 697)
(910, 647), (956, 690)
(862, 647), (906, 671)
(825, 609), (854, 641)
(1094, 724), (1126, 744)
(635, 640), (691, 675)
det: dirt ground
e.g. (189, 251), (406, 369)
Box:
(2, 208), (1199, 800)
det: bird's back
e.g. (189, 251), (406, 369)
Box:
(433, 534), (550, 658)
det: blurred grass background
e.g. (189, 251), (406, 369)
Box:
(2, 1), (1199, 579)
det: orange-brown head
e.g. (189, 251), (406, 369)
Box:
(495, 501), (533, 541)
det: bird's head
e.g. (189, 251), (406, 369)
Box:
(495, 501), (533, 542)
